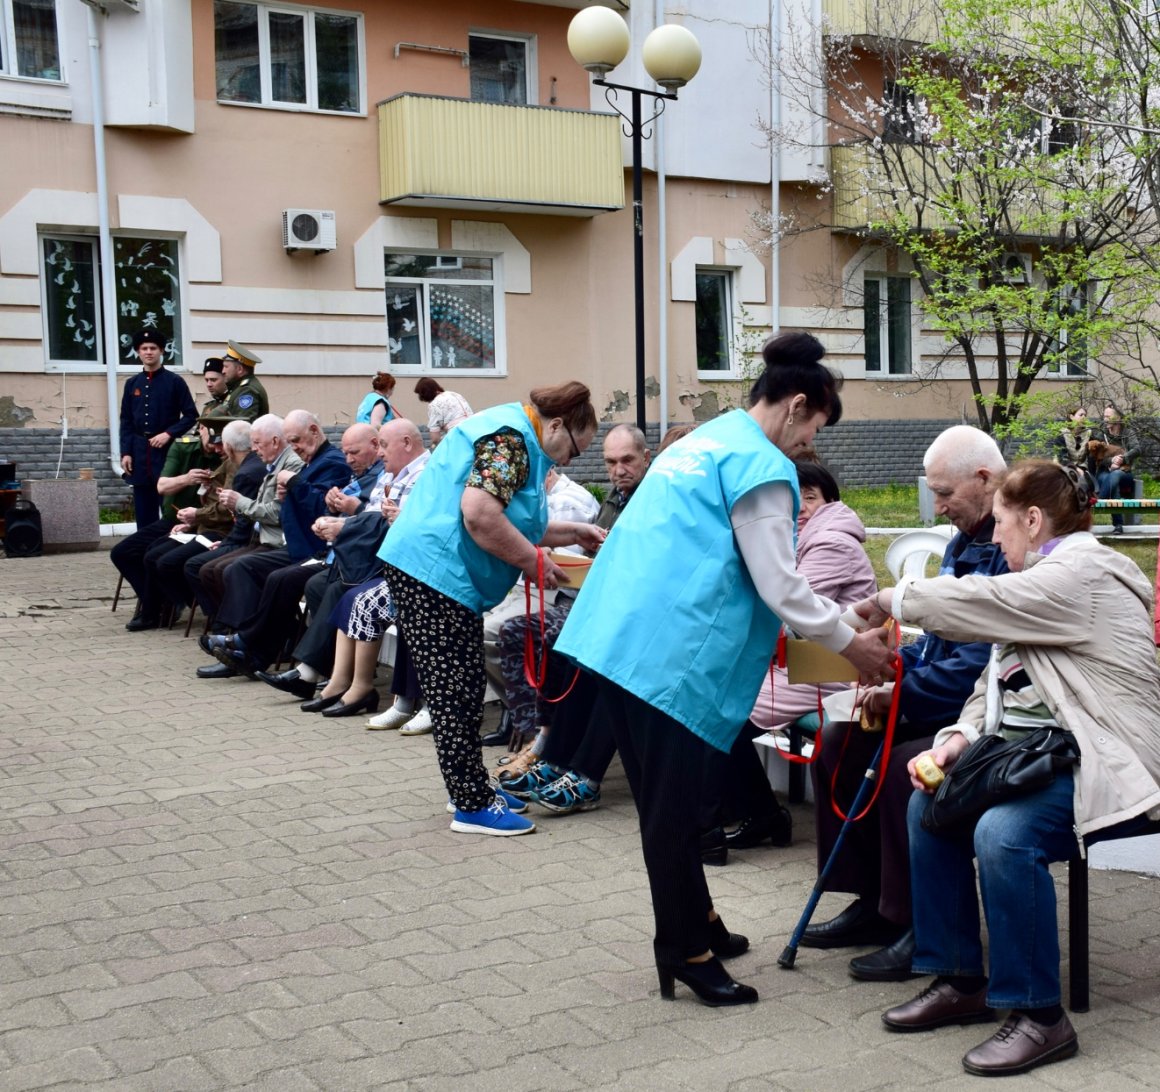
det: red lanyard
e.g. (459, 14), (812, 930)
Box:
(523, 547), (581, 703)
(770, 622), (904, 823)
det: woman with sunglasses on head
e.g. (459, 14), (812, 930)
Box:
(381, 382), (605, 837)
(852, 460), (1160, 1076)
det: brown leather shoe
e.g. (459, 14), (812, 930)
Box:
(882, 979), (995, 1032)
(962, 1013), (1078, 1076)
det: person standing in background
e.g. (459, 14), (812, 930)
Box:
(356, 372), (399, 428)
(414, 378), (472, 445)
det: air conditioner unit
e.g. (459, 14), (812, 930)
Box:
(77, 0), (141, 12)
(999, 251), (1031, 284)
(282, 209), (336, 253)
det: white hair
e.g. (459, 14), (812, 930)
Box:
(250, 413), (284, 439)
(221, 419), (252, 453)
(924, 425), (1006, 479)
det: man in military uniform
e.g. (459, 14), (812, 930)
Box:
(119, 328), (198, 528)
(202, 358), (228, 413)
(205, 340), (269, 423)
(111, 423), (223, 632)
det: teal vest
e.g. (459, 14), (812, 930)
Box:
(381, 402), (552, 612)
(555, 410), (799, 752)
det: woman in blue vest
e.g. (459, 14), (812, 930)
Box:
(555, 333), (894, 1007)
(382, 382), (605, 837)
(355, 372), (398, 428)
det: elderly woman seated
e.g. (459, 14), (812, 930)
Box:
(852, 460), (1160, 1077)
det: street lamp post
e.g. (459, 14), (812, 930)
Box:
(567, 7), (701, 434)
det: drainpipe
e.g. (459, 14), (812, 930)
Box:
(654, 0), (669, 436)
(769, 0), (781, 336)
(85, 3), (123, 475)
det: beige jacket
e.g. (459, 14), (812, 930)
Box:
(898, 532), (1160, 838)
(234, 446), (303, 548)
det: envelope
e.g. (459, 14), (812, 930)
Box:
(783, 639), (860, 684)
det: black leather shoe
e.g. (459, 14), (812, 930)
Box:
(480, 716), (513, 747)
(256, 669), (316, 700)
(196, 662), (239, 679)
(700, 827), (728, 866)
(725, 807), (793, 849)
(800, 898), (904, 950)
(320, 690), (381, 718)
(708, 915), (749, 960)
(850, 928), (919, 982)
(126, 615), (160, 632)
(301, 694), (343, 713)
(657, 956), (758, 1007)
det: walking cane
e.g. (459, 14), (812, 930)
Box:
(778, 738), (886, 969)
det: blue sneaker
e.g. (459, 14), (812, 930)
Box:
(446, 785), (529, 814)
(449, 795), (536, 836)
(533, 771), (601, 814)
(499, 760), (561, 800)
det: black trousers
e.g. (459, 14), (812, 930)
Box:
(813, 724), (933, 926)
(110, 519), (174, 619)
(540, 669), (616, 783)
(701, 720), (781, 831)
(184, 542), (244, 617)
(191, 544), (265, 618)
(594, 675), (715, 965)
(292, 569), (345, 675)
(148, 535), (221, 611)
(234, 558), (323, 668)
(215, 547), (293, 631)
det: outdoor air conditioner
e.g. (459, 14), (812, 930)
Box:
(999, 251), (1031, 284)
(282, 209), (336, 253)
(78, 0), (141, 12)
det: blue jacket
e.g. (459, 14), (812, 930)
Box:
(382, 403), (552, 612)
(898, 516), (1008, 729)
(556, 410), (799, 753)
(279, 441), (354, 560)
(118, 367), (198, 485)
(221, 452), (267, 548)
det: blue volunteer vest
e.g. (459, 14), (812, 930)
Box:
(555, 409), (799, 752)
(381, 402), (552, 612)
(355, 391), (394, 424)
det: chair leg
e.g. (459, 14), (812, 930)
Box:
(112, 573), (123, 612)
(184, 603), (198, 638)
(1068, 852), (1090, 1013)
(787, 722), (805, 805)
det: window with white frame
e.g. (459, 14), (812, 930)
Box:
(469, 32), (531, 105)
(864, 274), (913, 375)
(0, 0), (61, 80)
(41, 235), (183, 368)
(214, 0), (363, 114)
(385, 253), (501, 373)
(1047, 283), (1089, 377)
(694, 269), (735, 375)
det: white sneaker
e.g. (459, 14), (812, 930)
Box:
(365, 704), (416, 731)
(398, 707), (434, 736)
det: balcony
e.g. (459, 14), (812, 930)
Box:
(830, 143), (1065, 239)
(377, 94), (625, 217)
(821, 0), (939, 43)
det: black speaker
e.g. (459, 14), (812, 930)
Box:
(4, 499), (42, 558)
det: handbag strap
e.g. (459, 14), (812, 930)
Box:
(522, 547), (581, 704)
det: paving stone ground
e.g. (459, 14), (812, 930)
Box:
(3, 547), (1160, 1091)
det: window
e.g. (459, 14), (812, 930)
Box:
(864, 274), (912, 375)
(469, 33), (530, 105)
(385, 253), (501, 374)
(41, 235), (183, 368)
(1048, 284), (1089, 377)
(694, 270), (734, 375)
(0, 0), (61, 80)
(882, 78), (918, 144)
(214, 1), (362, 114)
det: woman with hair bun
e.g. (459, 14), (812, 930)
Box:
(414, 377), (473, 445)
(555, 331), (895, 1008)
(853, 459), (1160, 1076)
(382, 381), (605, 837)
(356, 372), (399, 428)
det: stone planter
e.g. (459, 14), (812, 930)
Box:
(23, 478), (100, 553)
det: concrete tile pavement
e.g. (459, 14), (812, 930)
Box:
(2, 547), (1160, 1090)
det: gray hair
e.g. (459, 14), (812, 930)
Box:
(221, 419), (252, 453)
(284, 409), (321, 433)
(250, 413), (284, 440)
(604, 423), (648, 454)
(924, 425), (1006, 479)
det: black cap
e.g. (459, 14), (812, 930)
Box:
(203, 357), (225, 375)
(132, 328), (165, 351)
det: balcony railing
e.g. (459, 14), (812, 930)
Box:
(821, 0), (940, 42)
(377, 93), (625, 216)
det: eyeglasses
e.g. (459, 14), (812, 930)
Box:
(563, 424), (582, 461)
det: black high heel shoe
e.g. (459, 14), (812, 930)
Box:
(320, 690), (381, 718)
(301, 693), (343, 713)
(725, 806), (793, 849)
(700, 826), (728, 866)
(656, 956), (758, 1006)
(708, 915), (749, 959)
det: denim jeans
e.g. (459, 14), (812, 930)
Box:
(1098, 468), (1134, 528)
(908, 773), (1077, 1008)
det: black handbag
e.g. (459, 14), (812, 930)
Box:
(921, 727), (1081, 835)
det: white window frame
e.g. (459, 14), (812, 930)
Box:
(39, 231), (189, 374)
(1045, 283), (1091, 379)
(863, 273), (914, 376)
(214, 0), (366, 116)
(468, 29), (537, 106)
(693, 267), (740, 380)
(0, 0), (62, 82)
(384, 250), (507, 378)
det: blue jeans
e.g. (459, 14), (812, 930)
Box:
(1098, 469), (1134, 528)
(908, 773), (1077, 1008)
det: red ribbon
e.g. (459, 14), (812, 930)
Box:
(523, 547), (581, 703)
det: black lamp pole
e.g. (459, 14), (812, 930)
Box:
(594, 79), (677, 434)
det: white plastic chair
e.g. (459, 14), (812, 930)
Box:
(885, 526), (954, 582)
